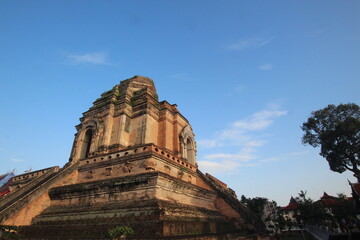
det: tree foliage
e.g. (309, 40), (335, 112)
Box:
(240, 196), (287, 235)
(295, 191), (331, 225)
(332, 195), (357, 222)
(108, 226), (134, 239)
(240, 195), (268, 217)
(264, 202), (287, 236)
(301, 103), (360, 181)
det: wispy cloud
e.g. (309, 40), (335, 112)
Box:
(258, 64), (273, 71)
(197, 105), (287, 174)
(204, 152), (254, 162)
(226, 85), (246, 96)
(198, 160), (242, 174)
(243, 140), (267, 149)
(226, 36), (275, 51)
(259, 157), (281, 163)
(198, 148), (259, 174)
(198, 106), (286, 148)
(258, 151), (310, 164)
(290, 151), (308, 156)
(197, 139), (220, 148)
(305, 28), (328, 37)
(234, 86), (244, 92)
(232, 109), (287, 131)
(198, 159), (258, 174)
(67, 52), (113, 65)
(316, 28), (327, 35)
(10, 158), (25, 163)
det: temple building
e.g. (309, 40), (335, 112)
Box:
(281, 197), (300, 225)
(0, 76), (265, 239)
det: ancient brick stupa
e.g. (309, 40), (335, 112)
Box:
(0, 76), (265, 239)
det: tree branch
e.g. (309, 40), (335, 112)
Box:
(344, 165), (353, 172)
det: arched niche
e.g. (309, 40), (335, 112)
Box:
(80, 128), (93, 159)
(180, 125), (197, 165)
(74, 118), (103, 161)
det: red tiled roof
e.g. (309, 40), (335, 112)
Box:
(321, 192), (331, 199)
(321, 198), (339, 207)
(282, 202), (299, 211)
(282, 197), (299, 211)
(317, 191), (341, 207)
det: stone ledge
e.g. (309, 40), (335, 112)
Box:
(80, 143), (196, 173)
(49, 171), (214, 201)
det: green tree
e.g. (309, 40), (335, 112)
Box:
(241, 196), (286, 236)
(331, 194), (357, 223)
(108, 226), (134, 239)
(301, 103), (360, 182)
(265, 202), (287, 237)
(240, 195), (267, 217)
(296, 191), (331, 225)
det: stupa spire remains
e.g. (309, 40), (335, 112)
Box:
(70, 75), (196, 165)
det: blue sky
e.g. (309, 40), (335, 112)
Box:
(0, 0), (359, 206)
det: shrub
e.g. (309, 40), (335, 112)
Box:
(108, 226), (134, 239)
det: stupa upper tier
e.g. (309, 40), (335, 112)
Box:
(69, 75), (197, 166)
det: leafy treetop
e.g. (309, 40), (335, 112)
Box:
(301, 103), (360, 182)
(295, 191), (331, 225)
